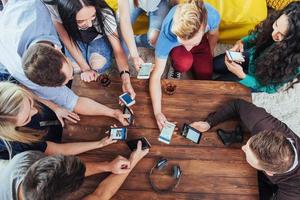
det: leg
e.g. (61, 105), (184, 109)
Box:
(170, 46), (193, 73)
(135, 0), (170, 48)
(87, 37), (113, 74)
(191, 36), (213, 80)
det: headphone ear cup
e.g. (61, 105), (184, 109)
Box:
(172, 165), (182, 179)
(157, 158), (168, 171)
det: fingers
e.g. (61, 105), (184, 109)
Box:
(58, 117), (65, 128)
(136, 140), (142, 151)
(69, 112), (80, 121)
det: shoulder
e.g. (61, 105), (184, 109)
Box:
(204, 3), (220, 30)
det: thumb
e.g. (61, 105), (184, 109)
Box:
(58, 116), (64, 127)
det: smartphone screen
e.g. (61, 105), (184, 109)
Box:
(110, 128), (127, 140)
(138, 63), (152, 78)
(226, 51), (245, 62)
(122, 93), (133, 104)
(186, 129), (200, 143)
(123, 107), (134, 124)
(127, 137), (151, 151)
(159, 122), (176, 144)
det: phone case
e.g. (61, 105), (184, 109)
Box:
(110, 127), (127, 141)
(123, 106), (134, 125)
(137, 63), (152, 79)
(119, 93), (136, 107)
(181, 123), (202, 144)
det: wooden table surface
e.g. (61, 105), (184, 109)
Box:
(63, 76), (258, 200)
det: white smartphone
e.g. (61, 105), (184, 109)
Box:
(226, 50), (245, 62)
(119, 93), (136, 107)
(158, 122), (176, 144)
(137, 63), (152, 79)
(110, 127), (127, 141)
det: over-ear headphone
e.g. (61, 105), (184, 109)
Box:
(148, 157), (182, 193)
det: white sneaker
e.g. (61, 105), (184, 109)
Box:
(167, 66), (181, 80)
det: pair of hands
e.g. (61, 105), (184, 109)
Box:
(225, 40), (247, 79)
(155, 112), (211, 133)
(108, 141), (149, 174)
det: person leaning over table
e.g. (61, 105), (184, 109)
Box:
(0, 0), (132, 127)
(0, 82), (119, 160)
(190, 99), (300, 200)
(150, 0), (220, 130)
(0, 142), (149, 200)
(213, 2), (300, 93)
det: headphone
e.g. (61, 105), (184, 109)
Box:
(148, 157), (182, 193)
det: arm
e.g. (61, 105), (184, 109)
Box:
(207, 29), (219, 56)
(107, 32), (136, 98)
(118, 0), (143, 69)
(53, 21), (90, 72)
(239, 74), (280, 93)
(150, 58), (168, 130)
(44, 136), (116, 156)
(241, 33), (257, 49)
(83, 141), (149, 200)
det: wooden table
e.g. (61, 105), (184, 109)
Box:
(64, 76), (258, 200)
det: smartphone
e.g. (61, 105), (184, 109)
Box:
(137, 63), (152, 79)
(158, 122), (176, 144)
(119, 93), (136, 107)
(126, 137), (151, 151)
(181, 123), (202, 144)
(226, 50), (245, 62)
(110, 127), (127, 141)
(123, 106), (134, 125)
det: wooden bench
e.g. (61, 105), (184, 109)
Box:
(63, 75), (258, 200)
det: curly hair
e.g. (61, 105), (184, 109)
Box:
(250, 2), (300, 88)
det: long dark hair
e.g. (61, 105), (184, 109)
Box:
(250, 2), (300, 89)
(44, 0), (116, 44)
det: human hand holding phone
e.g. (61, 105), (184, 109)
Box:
(224, 56), (246, 79)
(190, 121), (211, 132)
(155, 112), (167, 131)
(230, 40), (244, 53)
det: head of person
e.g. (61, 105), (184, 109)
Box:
(21, 154), (86, 200)
(0, 82), (41, 158)
(172, 0), (207, 51)
(22, 43), (73, 87)
(252, 2), (300, 88)
(242, 130), (295, 176)
(52, 0), (115, 43)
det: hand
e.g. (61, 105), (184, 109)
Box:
(121, 73), (136, 99)
(53, 107), (80, 127)
(190, 121), (211, 132)
(80, 70), (98, 82)
(224, 56), (246, 79)
(130, 141), (149, 165)
(132, 56), (144, 71)
(109, 155), (131, 174)
(230, 40), (244, 52)
(98, 135), (117, 148)
(113, 109), (129, 126)
(155, 112), (167, 131)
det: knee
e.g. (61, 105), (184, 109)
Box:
(170, 49), (193, 72)
(148, 30), (160, 47)
(89, 53), (108, 70)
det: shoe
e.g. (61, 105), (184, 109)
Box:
(167, 66), (181, 80)
(216, 125), (244, 146)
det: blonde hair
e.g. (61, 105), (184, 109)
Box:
(0, 82), (42, 149)
(172, 0), (207, 40)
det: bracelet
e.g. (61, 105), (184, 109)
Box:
(120, 70), (130, 77)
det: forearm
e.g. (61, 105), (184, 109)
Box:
(54, 21), (90, 71)
(118, 0), (139, 58)
(207, 31), (219, 55)
(83, 156), (138, 200)
(45, 141), (102, 156)
(74, 97), (115, 117)
(150, 74), (162, 115)
(114, 48), (130, 72)
(84, 161), (111, 177)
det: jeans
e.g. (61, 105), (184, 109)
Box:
(0, 63), (18, 83)
(170, 35), (213, 80)
(65, 36), (113, 74)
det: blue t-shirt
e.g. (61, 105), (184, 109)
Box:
(155, 3), (220, 59)
(0, 0), (78, 111)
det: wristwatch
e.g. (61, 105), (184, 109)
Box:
(120, 70), (130, 77)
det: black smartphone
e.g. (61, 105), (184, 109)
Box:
(181, 123), (202, 144)
(126, 137), (151, 151)
(123, 106), (134, 125)
(109, 127), (127, 141)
